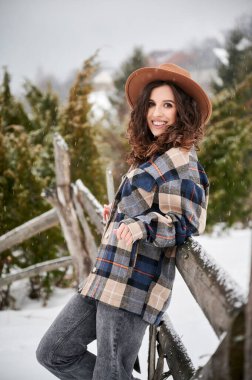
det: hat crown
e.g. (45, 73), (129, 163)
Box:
(158, 63), (191, 79)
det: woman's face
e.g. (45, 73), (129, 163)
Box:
(146, 85), (177, 137)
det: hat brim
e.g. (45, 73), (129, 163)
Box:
(125, 67), (212, 124)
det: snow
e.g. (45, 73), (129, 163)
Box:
(213, 47), (229, 66)
(0, 227), (251, 380)
(88, 90), (113, 121)
(236, 37), (252, 51)
(93, 71), (113, 86)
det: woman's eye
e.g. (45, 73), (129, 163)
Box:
(148, 101), (154, 107)
(164, 102), (173, 108)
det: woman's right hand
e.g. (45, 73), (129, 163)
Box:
(103, 203), (112, 222)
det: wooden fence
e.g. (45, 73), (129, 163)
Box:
(0, 133), (251, 380)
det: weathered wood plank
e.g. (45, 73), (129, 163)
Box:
(0, 256), (72, 287)
(106, 168), (115, 204)
(159, 314), (195, 380)
(0, 209), (58, 254)
(244, 230), (252, 380)
(75, 179), (104, 235)
(176, 238), (246, 337)
(72, 184), (97, 262)
(148, 325), (157, 380)
(44, 134), (92, 283)
(191, 308), (245, 380)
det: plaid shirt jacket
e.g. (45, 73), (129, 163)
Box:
(80, 147), (209, 325)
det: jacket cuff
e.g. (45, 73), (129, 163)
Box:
(120, 218), (147, 242)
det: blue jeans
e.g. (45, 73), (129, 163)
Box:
(36, 293), (148, 379)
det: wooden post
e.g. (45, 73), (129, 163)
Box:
(72, 183), (97, 262)
(191, 307), (245, 380)
(75, 179), (104, 235)
(244, 228), (252, 380)
(106, 167), (115, 204)
(44, 133), (92, 284)
(148, 325), (157, 380)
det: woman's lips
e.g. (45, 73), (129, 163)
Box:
(152, 121), (167, 128)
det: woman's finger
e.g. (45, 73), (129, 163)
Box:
(115, 224), (123, 240)
(114, 224), (127, 240)
(120, 225), (129, 240)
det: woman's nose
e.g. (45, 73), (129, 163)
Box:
(152, 105), (162, 117)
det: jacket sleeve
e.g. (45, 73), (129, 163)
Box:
(119, 169), (209, 248)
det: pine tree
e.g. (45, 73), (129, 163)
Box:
(0, 68), (30, 130)
(110, 46), (149, 123)
(95, 47), (149, 188)
(199, 74), (252, 228)
(0, 71), (65, 305)
(213, 17), (252, 92)
(23, 81), (60, 186)
(60, 54), (106, 202)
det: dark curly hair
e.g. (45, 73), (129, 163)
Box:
(126, 80), (205, 166)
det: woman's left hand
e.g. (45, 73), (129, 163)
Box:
(114, 223), (133, 246)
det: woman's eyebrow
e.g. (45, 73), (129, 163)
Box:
(149, 99), (176, 103)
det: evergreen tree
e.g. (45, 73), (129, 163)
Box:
(0, 71), (65, 305)
(60, 54), (106, 202)
(110, 46), (149, 123)
(23, 81), (60, 186)
(213, 17), (252, 92)
(0, 68), (30, 130)
(199, 74), (252, 228)
(95, 47), (149, 188)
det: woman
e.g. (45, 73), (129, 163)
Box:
(36, 63), (211, 380)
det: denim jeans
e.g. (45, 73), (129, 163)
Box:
(36, 293), (148, 380)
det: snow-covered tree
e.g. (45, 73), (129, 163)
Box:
(213, 16), (252, 92)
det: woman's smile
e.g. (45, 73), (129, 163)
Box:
(151, 120), (168, 128)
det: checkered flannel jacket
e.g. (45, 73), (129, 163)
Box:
(80, 147), (209, 325)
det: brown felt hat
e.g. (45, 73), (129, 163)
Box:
(125, 63), (212, 124)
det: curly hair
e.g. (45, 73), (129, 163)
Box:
(126, 80), (205, 166)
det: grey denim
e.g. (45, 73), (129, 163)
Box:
(36, 293), (148, 380)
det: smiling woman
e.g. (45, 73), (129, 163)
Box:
(36, 63), (212, 380)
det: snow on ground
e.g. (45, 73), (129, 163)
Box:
(0, 228), (251, 380)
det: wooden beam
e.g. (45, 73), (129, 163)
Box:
(0, 256), (72, 287)
(72, 183), (97, 263)
(244, 230), (252, 380)
(106, 168), (115, 204)
(44, 133), (93, 283)
(75, 179), (104, 235)
(159, 314), (195, 380)
(0, 209), (58, 254)
(176, 238), (246, 337)
(191, 308), (245, 380)
(148, 325), (157, 380)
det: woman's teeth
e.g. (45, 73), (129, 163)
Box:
(152, 121), (167, 126)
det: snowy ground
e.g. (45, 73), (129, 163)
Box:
(0, 227), (251, 380)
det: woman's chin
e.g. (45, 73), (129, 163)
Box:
(151, 130), (164, 137)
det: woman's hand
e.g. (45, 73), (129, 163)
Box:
(114, 223), (133, 246)
(103, 203), (112, 222)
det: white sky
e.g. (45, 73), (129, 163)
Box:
(1, 0), (252, 92)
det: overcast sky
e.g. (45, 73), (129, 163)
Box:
(1, 0), (252, 93)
